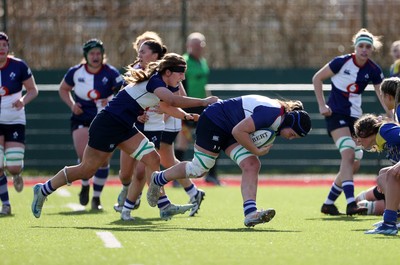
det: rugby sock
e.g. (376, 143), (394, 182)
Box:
(0, 174), (10, 205)
(122, 198), (137, 211)
(41, 180), (55, 196)
(153, 171), (168, 186)
(136, 193), (142, 205)
(92, 166), (109, 198)
(243, 200), (257, 217)
(184, 183), (198, 199)
(324, 182), (343, 204)
(342, 180), (355, 204)
(383, 209), (398, 225)
(157, 195), (170, 209)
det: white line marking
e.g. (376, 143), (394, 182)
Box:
(96, 231), (122, 248)
(66, 203), (86, 211)
(55, 188), (71, 197)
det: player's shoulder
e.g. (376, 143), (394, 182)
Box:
(102, 63), (121, 74)
(7, 56), (29, 67)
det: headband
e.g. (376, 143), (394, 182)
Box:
(355, 34), (373, 47)
(167, 66), (186, 73)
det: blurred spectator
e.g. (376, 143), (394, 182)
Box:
(389, 40), (400, 77)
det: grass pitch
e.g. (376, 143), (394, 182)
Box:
(0, 182), (399, 265)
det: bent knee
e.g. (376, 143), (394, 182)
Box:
(239, 157), (261, 173)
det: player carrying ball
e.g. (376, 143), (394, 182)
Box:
(147, 94), (311, 227)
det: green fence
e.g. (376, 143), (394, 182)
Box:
(24, 84), (388, 175)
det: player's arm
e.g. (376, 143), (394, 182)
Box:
(232, 117), (272, 156)
(153, 86), (218, 108)
(59, 79), (83, 115)
(15, 76), (39, 110)
(158, 101), (199, 121)
(312, 64), (334, 117)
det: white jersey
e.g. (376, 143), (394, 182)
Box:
(142, 106), (165, 131)
(0, 91), (25, 124)
(164, 116), (182, 132)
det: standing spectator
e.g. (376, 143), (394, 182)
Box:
(175, 32), (220, 185)
(389, 40), (400, 77)
(0, 32), (39, 215)
(313, 28), (391, 216)
(58, 39), (123, 210)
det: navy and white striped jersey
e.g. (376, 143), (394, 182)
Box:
(63, 63), (123, 123)
(0, 57), (32, 124)
(203, 95), (285, 134)
(327, 54), (383, 118)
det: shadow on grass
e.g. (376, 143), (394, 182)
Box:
(306, 216), (377, 222)
(30, 219), (300, 233)
(184, 227), (300, 233)
(47, 209), (108, 216)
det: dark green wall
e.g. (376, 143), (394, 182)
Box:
(32, 68), (390, 84)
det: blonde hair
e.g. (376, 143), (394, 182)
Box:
(124, 53), (186, 85)
(133, 31), (163, 52)
(352, 28), (382, 51)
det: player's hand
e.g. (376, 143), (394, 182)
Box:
(12, 99), (24, 110)
(72, 102), (83, 115)
(319, 105), (332, 117)
(203, 96), (219, 106)
(184, 113), (200, 122)
(255, 144), (273, 156)
(96, 99), (108, 108)
(137, 113), (149, 123)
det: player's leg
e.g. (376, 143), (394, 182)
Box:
(160, 133), (205, 217)
(91, 159), (110, 211)
(72, 126), (91, 206)
(0, 143), (10, 215)
(226, 143), (275, 227)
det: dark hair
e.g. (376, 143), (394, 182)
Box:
(354, 114), (383, 138)
(0, 32), (9, 44)
(83, 38), (104, 60)
(380, 77), (400, 120)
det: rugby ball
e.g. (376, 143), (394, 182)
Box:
(250, 128), (276, 148)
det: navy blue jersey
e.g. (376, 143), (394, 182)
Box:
(0, 57), (32, 124)
(63, 63), (123, 123)
(203, 95), (285, 134)
(104, 72), (179, 128)
(327, 54), (383, 118)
